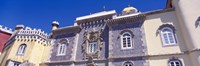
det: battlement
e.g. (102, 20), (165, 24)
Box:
(0, 25), (13, 34)
(14, 27), (51, 45)
(17, 27), (49, 39)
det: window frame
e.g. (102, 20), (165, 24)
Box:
(168, 60), (182, 66)
(7, 61), (20, 66)
(123, 61), (134, 66)
(57, 43), (67, 56)
(160, 27), (176, 46)
(121, 32), (133, 49)
(17, 44), (27, 55)
(14, 62), (20, 66)
(88, 42), (98, 53)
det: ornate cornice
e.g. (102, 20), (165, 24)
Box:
(106, 8), (174, 26)
(144, 8), (175, 16)
(76, 15), (113, 25)
(52, 26), (81, 35)
(76, 10), (116, 25)
(106, 14), (146, 26)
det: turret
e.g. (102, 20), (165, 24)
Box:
(51, 21), (59, 31)
(14, 25), (24, 32)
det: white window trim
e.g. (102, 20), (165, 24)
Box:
(123, 61), (134, 66)
(160, 27), (176, 46)
(121, 32), (133, 49)
(7, 61), (20, 66)
(14, 62), (20, 66)
(57, 43), (67, 56)
(17, 44), (26, 55)
(169, 60), (181, 66)
(88, 42), (97, 53)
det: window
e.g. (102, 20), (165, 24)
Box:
(121, 32), (133, 49)
(17, 44), (27, 55)
(160, 27), (176, 46)
(7, 61), (20, 66)
(169, 60), (182, 66)
(14, 62), (20, 66)
(123, 62), (133, 66)
(57, 43), (66, 56)
(88, 42), (97, 53)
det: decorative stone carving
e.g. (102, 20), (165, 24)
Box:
(85, 55), (98, 66)
(156, 23), (176, 36)
(82, 29), (104, 60)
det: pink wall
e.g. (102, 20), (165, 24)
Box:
(0, 30), (11, 53)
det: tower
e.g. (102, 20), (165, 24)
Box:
(51, 21), (59, 31)
(169, 0), (200, 66)
(0, 25), (51, 66)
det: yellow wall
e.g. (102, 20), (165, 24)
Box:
(0, 38), (51, 66)
(148, 55), (192, 66)
(143, 11), (195, 66)
(0, 44), (12, 66)
(144, 11), (185, 55)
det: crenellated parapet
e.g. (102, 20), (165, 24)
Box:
(0, 25), (13, 34)
(15, 26), (51, 45)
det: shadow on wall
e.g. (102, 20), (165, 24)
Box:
(195, 16), (200, 28)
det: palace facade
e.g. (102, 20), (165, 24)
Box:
(0, 0), (200, 66)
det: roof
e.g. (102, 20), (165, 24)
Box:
(76, 10), (116, 21)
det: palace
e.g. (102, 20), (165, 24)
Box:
(0, 0), (200, 66)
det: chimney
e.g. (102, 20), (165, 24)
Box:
(52, 21), (59, 31)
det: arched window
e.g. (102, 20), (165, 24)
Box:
(57, 43), (67, 56)
(123, 61), (133, 66)
(160, 27), (176, 45)
(17, 44), (27, 55)
(121, 32), (133, 49)
(169, 60), (182, 66)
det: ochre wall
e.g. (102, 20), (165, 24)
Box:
(143, 11), (193, 66)
(144, 11), (184, 55)
(148, 55), (192, 66)
(0, 39), (51, 66)
(0, 44), (12, 66)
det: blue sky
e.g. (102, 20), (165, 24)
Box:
(0, 0), (166, 33)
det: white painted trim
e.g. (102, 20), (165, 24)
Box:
(56, 43), (67, 56)
(121, 32), (133, 49)
(76, 10), (116, 21)
(169, 60), (181, 66)
(0, 25), (13, 34)
(88, 42), (98, 53)
(160, 27), (176, 46)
